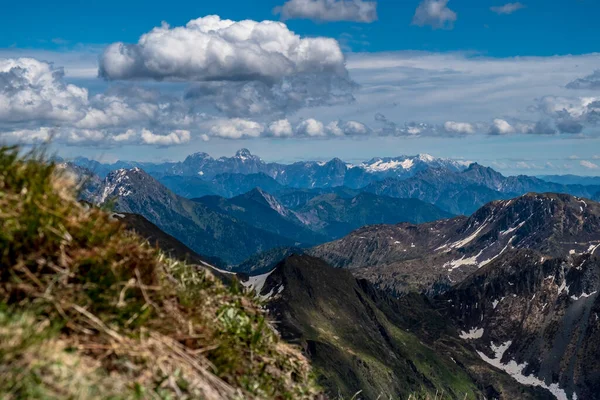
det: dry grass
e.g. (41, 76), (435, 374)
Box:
(0, 146), (320, 399)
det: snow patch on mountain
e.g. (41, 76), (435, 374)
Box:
(99, 169), (133, 203)
(477, 341), (573, 400)
(242, 270), (275, 295)
(571, 291), (598, 301)
(460, 327), (484, 339)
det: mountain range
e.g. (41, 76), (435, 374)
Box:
(70, 149), (470, 189)
(306, 193), (600, 399)
(60, 150), (600, 399)
(79, 166), (451, 265)
(69, 149), (600, 217)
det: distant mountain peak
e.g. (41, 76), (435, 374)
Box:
(235, 148), (255, 160)
(418, 153), (435, 162)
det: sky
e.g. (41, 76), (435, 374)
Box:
(1, 0), (600, 175)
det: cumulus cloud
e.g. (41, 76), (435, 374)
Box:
(0, 58), (203, 147)
(295, 118), (326, 136)
(532, 96), (598, 134)
(443, 121), (475, 134)
(140, 129), (191, 146)
(489, 119), (515, 135)
(0, 127), (193, 147)
(98, 16), (355, 118)
(201, 117), (371, 139)
(267, 119), (294, 137)
(566, 70), (600, 90)
(0, 58), (88, 123)
(490, 2), (525, 15)
(275, 0), (378, 23)
(580, 160), (599, 170)
(208, 118), (265, 139)
(99, 16), (347, 82)
(412, 0), (457, 29)
(326, 120), (370, 136)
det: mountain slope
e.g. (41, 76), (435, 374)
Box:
(312, 193), (600, 294)
(0, 146), (319, 399)
(113, 212), (227, 268)
(192, 188), (327, 245)
(97, 168), (299, 264)
(158, 172), (284, 199)
(436, 250), (600, 400)
(539, 175), (600, 186)
(294, 192), (453, 239)
(244, 255), (551, 400)
(365, 165), (600, 216)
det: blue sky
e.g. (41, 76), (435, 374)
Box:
(1, 0), (600, 175)
(3, 0), (598, 56)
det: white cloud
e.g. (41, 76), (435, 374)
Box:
(533, 96), (598, 134)
(535, 96), (598, 119)
(490, 3), (525, 15)
(444, 121), (475, 134)
(99, 15), (356, 118)
(0, 58), (88, 123)
(140, 129), (191, 146)
(0, 127), (55, 144)
(99, 15), (347, 82)
(0, 58), (210, 147)
(267, 119), (294, 137)
(326, 120), (369, 136)
(295, 118), (326, 136)
(412, 0), (457, 29)
(0, 127), (193, 147)
(275, 0), (377, 23)
(489, 119), (515, 135)
(339, 120), (369, 135)
(580, 160), (599, 170)
(209, 118), (264, 139)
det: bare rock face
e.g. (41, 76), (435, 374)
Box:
(311, 193), (600, 294)
(311, 193), (600, 399)
(436, 251), (600, 400)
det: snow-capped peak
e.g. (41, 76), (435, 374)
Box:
(235, 148), (254, 161)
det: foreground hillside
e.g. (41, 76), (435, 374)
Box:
(0, 147), (319, 399)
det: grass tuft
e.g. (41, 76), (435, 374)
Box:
(0, 146), (320, 399)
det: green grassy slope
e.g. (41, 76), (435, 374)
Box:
(0, 146), (320, 399)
